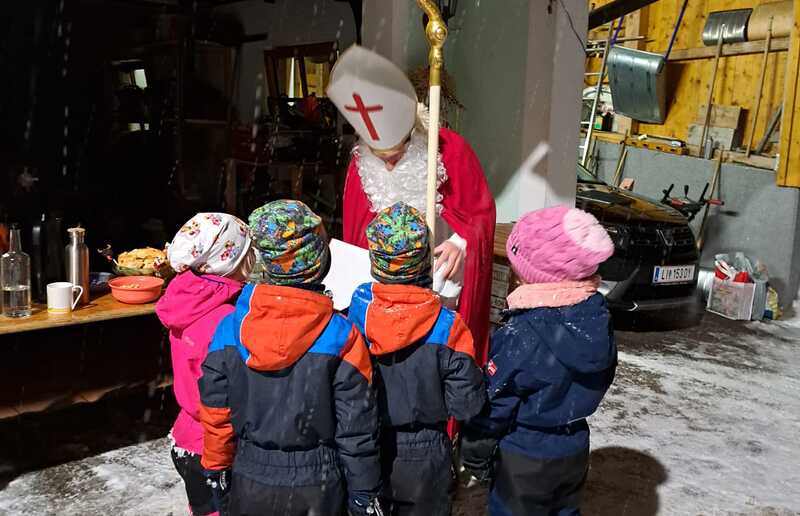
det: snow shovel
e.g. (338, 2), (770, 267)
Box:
(607, 0), (688, 123)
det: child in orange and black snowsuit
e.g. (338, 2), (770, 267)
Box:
(198, 200), (382, 516)
(348, 202), (486, 516)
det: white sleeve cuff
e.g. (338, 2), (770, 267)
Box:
(448, 232), (467, 252)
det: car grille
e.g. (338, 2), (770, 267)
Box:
(624, 225), (698, 301)
(598, 223), (699, 302)
(629, 225), (696, 254)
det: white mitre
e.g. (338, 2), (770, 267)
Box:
(327, 45), (418, 151)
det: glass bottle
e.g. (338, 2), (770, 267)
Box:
(1, 224), (33, 318)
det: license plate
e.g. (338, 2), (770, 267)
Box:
(652, 265), (696, 284)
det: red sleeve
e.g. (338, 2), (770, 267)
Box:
(342, 154), (375, 250)
(439, 128), (496, 367)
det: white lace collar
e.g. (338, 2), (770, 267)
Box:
(355, 130), (448, 215)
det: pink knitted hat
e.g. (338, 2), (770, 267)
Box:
(506, 206), (614, 283)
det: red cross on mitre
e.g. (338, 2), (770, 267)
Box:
(345, 93), (383, 141)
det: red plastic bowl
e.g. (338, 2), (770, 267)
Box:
(108, 275), (164, 304)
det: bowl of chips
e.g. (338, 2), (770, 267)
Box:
(100, 246), (175, 279)
(109, 275), (165, 304)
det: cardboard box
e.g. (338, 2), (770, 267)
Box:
(687, 124), (741, 150)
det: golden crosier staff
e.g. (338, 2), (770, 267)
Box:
(416, 0), (448, 244)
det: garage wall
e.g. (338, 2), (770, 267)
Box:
(585, 0), (789, 147)
(593, 142), (800, 306)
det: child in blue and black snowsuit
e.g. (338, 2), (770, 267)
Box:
(461, 205), (618, 516)
(348, 202), (486, 516)
(198, 200), (382, 516)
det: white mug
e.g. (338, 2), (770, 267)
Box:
(47, 282), (84, 313)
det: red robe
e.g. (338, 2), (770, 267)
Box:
(343, 127), (496, 365)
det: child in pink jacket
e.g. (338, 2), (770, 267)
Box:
(156, 213), (255, 516)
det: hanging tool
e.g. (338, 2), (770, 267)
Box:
(697, 152), (724, 251)
(700, 26), (726, 155)
(606, 0), (688, 123)
(747, 1), (792, 40)
(755, 105), (782, 155)
(746, 18), (773, 157)
(702, 9), (752, 46)
(612, 138), (629, 187)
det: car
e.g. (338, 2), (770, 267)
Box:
(575, 165), (701, 316)
(491, 166), (702, 328)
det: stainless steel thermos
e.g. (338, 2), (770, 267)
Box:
(66, 227), (90, 305)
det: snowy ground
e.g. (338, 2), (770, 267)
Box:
(0, 314), (799, 515)
(0, 439), (185, 515)
(584, 315), (800, 516)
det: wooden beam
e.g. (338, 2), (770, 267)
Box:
(588, 0), (659, 30)
(669, 37), (789, 62)
(591, 130), (627, 145)
(777, 4), (800, 187)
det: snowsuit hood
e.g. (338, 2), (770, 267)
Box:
(234, 284), (335, 371)
(356, 283), (442, 355)
(156, 271), (243, 332)
(522, 295), (616, 374)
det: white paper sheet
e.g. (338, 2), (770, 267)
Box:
(323, 239), (373, 311)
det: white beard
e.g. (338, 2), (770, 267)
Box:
(355, 130), (448, 215)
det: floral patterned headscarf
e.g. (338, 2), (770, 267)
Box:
(167, 213), (253, 277)
(366, 202), (431, 284)
(248, 200), (330, 286)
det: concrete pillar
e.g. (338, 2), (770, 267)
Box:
(363, 0), (587, 222)
(517, 0), (585, 216)
(361, 0), (411, 69)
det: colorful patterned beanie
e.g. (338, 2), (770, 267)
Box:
(366, 202), (431, 284)
(248, 200), (330, 286)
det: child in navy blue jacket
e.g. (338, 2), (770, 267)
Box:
(461, 205), (618, 516)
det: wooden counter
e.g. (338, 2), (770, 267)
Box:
(0, 293), (157, 336)
(495, 223), (513, 258)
